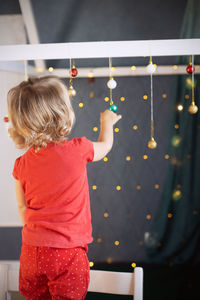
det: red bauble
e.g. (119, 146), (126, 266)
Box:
(4, 116), (9, 122)
(186, 63), (195, 74)
(70, 67), (78, 77)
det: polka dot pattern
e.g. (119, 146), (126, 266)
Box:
(19, 243), (90, 299)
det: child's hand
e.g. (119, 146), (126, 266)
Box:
(100, 109), (122, 126)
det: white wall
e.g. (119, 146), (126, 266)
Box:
(0, 70), (25, 226)
(0, 15), (26, 45)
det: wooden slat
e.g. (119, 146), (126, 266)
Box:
(0, 39), (200, 61)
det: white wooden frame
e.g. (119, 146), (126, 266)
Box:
(0, 261), (143, 300)
(18, 0), (46, 70)
(0, 39), (199, 77)
(0, 39), (200, 62)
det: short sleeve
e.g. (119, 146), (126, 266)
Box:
(76, 137), (94, 163)
(12, 157), (21, 180)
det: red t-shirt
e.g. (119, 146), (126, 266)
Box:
(12, 137), (94, 249)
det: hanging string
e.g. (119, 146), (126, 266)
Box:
(191, 54), (194, 105)
(69, 58), (72, 85)
(107, 57), (117, 111)
(109, 57), (112, 79)
(187, 54), (198, 114)
(150, 72), (154, 138)
(69, 58), (72, 70)
(147, 55), (157, 148)
(109, 57), (113, 105)
(109, 84), (113, 105)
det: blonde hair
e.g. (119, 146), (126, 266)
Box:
(7, 75), (75, 151)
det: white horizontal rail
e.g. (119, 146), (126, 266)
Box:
(0, 62), (200, 78)
(47, 65), (200, 77)
(0, 39), (200, 61)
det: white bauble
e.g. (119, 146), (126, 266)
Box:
(146, 63), (157, 74)
(107, 79), (117, 89)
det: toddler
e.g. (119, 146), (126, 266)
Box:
(7, 76), (121, 299)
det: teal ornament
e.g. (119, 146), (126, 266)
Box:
(109, 104), (118, 112)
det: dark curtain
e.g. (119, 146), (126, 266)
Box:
(146, 0), (200, 264)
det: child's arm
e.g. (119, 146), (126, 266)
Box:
(92, 109), (122, 162)
(15, 180), (26, 226)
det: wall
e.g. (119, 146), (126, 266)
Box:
(0, 70), (25, 226)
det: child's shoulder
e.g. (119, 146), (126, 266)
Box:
(69, 136), (92, 147)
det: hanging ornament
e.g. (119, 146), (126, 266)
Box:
(69, 59), (78, 77)
(3, 114), (10, 133)
(186, 59), (195, 74)
(148, 136), (157, 149)
(147, 56), (157, 149)
(186, 64), (195, 74)
(109, 104), (118, 112)
(107, 58), (118, 112)
(68, 59), (77, 98)
(68, 84), (76, 97)
(70, 66), (78, 77)
(188, 55), (198, 114)
(3, 115), (9, 123)
(146, 59), (157, 74)
(188, 103), (198, 114)
(107, 77), (117, 89)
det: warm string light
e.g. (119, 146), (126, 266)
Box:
(48, 66), (54, 72)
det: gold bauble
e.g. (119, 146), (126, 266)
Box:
(188, 103), (198, 114)
(68, 85), (76, 97)
(148, 137), (157, 149)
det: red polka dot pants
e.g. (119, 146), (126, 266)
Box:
(19, 243), (90, 299)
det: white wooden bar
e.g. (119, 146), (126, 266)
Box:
(0, 62), (200, 78)
(0, 39), (200, 61)
(47, 65), (200, 77)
